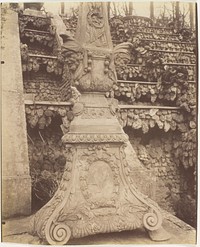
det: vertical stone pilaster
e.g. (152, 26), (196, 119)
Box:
(2, 9), (31, 218)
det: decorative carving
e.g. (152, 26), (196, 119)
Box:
(79, 145), (120, 207)
(62, 133), (129, 143)
(61, 3), (116, 93)
(143, 211), (162, 231)
(87, 4), (104, 29)
(86, 3), (107, 47)
(81, 107), (113, 119)
(72, 102), (84, 116)
(32, 142), (167, 244)
(108, 98), (119, 116)
(113, 42), (133, 79)
(87, 49), (111, 57)
(61, 49), (84, 86)
(31, 146), (76, 244)
(77, 76), (114, 92)
(61, 116), (70, 134)
(32, 139), (168, 244)
(70, 86), (81, 104)
(46, 223), (71, 245)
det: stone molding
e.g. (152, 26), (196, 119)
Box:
(62, 133), (129, 143)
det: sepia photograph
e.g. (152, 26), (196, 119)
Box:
(1, 0), (198, 245)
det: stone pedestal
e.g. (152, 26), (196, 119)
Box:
(31, 3), (170, 244)
(32, 92), (170, 245)
(2, 9), (31, 218)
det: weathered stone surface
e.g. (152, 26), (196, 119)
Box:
(2, 9), (31, 218)
(124, 142), (156, 199)
(2, 177), (31, 219)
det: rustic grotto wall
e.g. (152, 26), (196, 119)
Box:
(116, 103), (197, 227)
(124, 126), (196, 227)
(27, 117), (65, 212)
(126, 128), (182, 211)
(25, 104), (73, 211)
(17, 8), (78, 216)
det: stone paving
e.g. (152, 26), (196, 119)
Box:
(2, 212), (196, 245)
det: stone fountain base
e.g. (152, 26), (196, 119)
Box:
(29, 93), (170, 244)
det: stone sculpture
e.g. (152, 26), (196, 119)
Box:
(31, 2), (170, 244)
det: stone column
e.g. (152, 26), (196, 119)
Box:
(2, 9), (31, 218)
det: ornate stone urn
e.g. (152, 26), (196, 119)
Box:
(31, 3), (170, 245)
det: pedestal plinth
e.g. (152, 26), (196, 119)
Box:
(32, 93), (170, 244)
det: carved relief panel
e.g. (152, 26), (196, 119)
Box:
(76, 2), (113, 50)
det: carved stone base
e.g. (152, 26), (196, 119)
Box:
(31, 144), (164, 244)
(31, 93), (170, 245)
